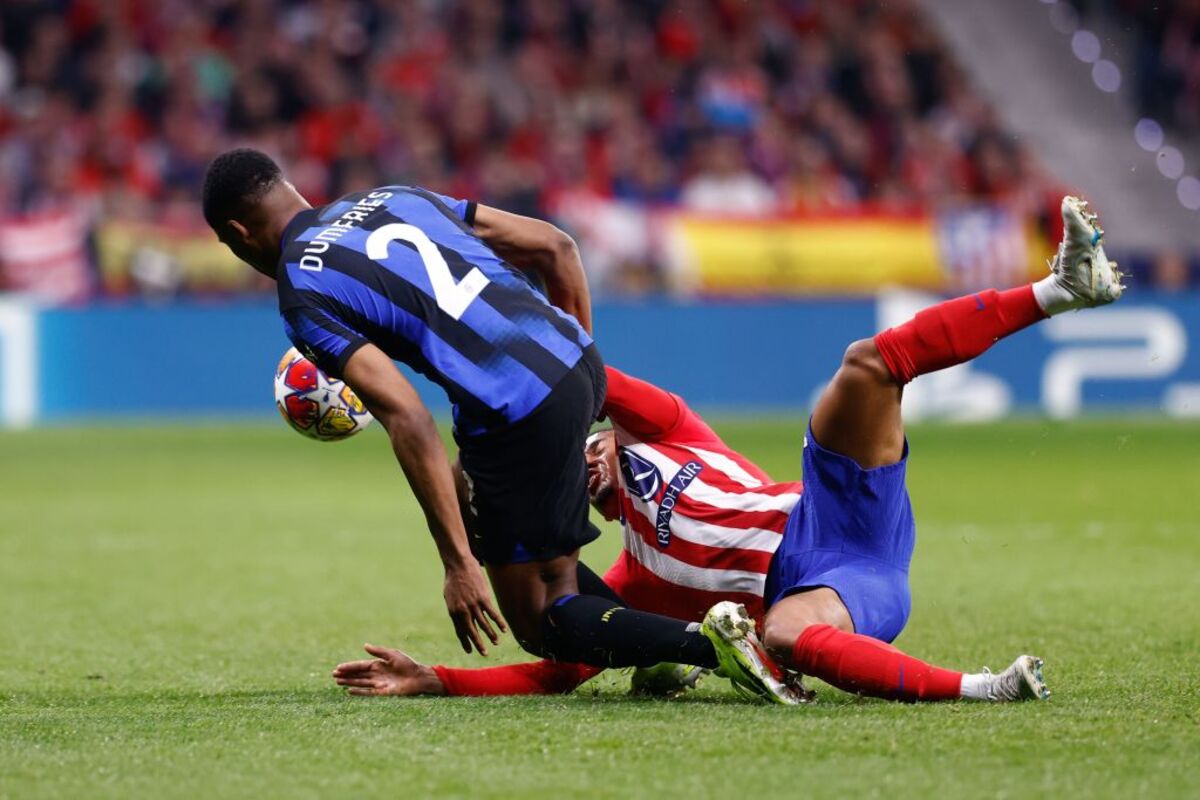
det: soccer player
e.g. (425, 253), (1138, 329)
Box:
(333, 196), (1122, 704)
(202, 148), (742, 671)
(334, 361), (804, 698)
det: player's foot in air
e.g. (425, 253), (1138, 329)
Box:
(701, 602), (808, 705)
(1041, 196), (1125, 312)
(629, 663), (707, 698)
(979, 655), (1050, 702)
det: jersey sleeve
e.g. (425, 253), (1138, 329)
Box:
(603, 367), (720, 444)
(281, 305), (370, 379)
(427, 191), (478, 226)
(432, 661), (602, 696)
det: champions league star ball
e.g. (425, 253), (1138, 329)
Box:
(274, 347), (373, 442)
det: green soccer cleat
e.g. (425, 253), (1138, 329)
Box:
(629, 662), (707, 698)
(981, 655), (1050, 702)
(701, 601), (808, 706)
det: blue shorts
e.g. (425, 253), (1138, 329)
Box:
(764, 424), (915, 643)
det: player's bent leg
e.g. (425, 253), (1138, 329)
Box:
(486, 554), (581, 656)
(761, 587), (855, 656)
(543, 594), (719, 670)
(810, 338), (905, 470)
(764, 591), (961, 702)
(872, 285), (1047, 389)
(815, 196), (1123, 472)
(762, 592), (1048, 703)
(828, 282), (1052, 470)
(786, 622), (965, 702)
(816, 273), (1062, 469)
(867, 196), (1122, 393)
(488, 553), (722, 670)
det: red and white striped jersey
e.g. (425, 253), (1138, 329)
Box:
(601, 367), (803, 623)
(431, 368), (805, 697)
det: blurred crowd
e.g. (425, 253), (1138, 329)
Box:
(0, 0), (1190, 299)
(1107, 0), (1200, 135)
(0, 0), (1052, 222)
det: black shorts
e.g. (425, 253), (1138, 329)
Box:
(455, 345), (607, 565)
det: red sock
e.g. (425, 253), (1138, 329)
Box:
(432, 661), (601, 697)
(792, 624), (963, 702)
(873, 285), (1046, 385)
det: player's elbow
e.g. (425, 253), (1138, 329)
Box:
(540, 226), (580, 273)
(549, 227), (579, 260)
(379, 402), (438, 447)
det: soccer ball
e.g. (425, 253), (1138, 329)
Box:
(274, 347), (373, 442)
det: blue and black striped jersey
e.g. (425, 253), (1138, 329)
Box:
(277, 187), (593, 435)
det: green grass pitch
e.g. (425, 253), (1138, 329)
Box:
(1, 419), (1198, 799)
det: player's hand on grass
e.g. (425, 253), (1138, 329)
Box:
(444, 562), (507, 655)
(332, 644), (446, 696)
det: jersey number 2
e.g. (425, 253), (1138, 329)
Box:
(365, 223), (490, 320)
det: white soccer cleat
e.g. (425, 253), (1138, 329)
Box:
(1047, 196), (1124, 310)
(701, 601), (810, 706)
(980, 655), (1050, 702)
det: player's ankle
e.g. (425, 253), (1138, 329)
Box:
(1031, 274), (1077, 316)
(958, 671), (991, 701)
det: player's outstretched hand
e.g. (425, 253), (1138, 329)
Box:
(443, 562), (507, 656)
(332, 644), (446, 696)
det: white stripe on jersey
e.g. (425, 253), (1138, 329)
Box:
(623, 443), (801, 515)
(678, 445), (763, 488)
(625, 498), (782, 553)
(622, 528), (768, 596)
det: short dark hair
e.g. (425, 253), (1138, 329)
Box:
(201, 148), (282, 229)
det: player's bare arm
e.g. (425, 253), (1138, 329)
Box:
(341, 343), (506, 656)
(471, 204), (593, 334)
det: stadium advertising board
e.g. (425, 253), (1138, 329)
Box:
(0, 293), (1197, 426)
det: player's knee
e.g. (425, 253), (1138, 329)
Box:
(840, 338), (893, 386)
(494, 599), (549, 657)
(510, 615), (547, 657)
(763, 589), (853, 662)
(762, 615), (809, 661)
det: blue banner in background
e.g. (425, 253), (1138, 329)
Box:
(37, 302), (287, 418)
(1, 293), (1198, 426)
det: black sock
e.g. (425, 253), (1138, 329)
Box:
(542, 594), (718, 669)
(575, 560), (624, 605)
